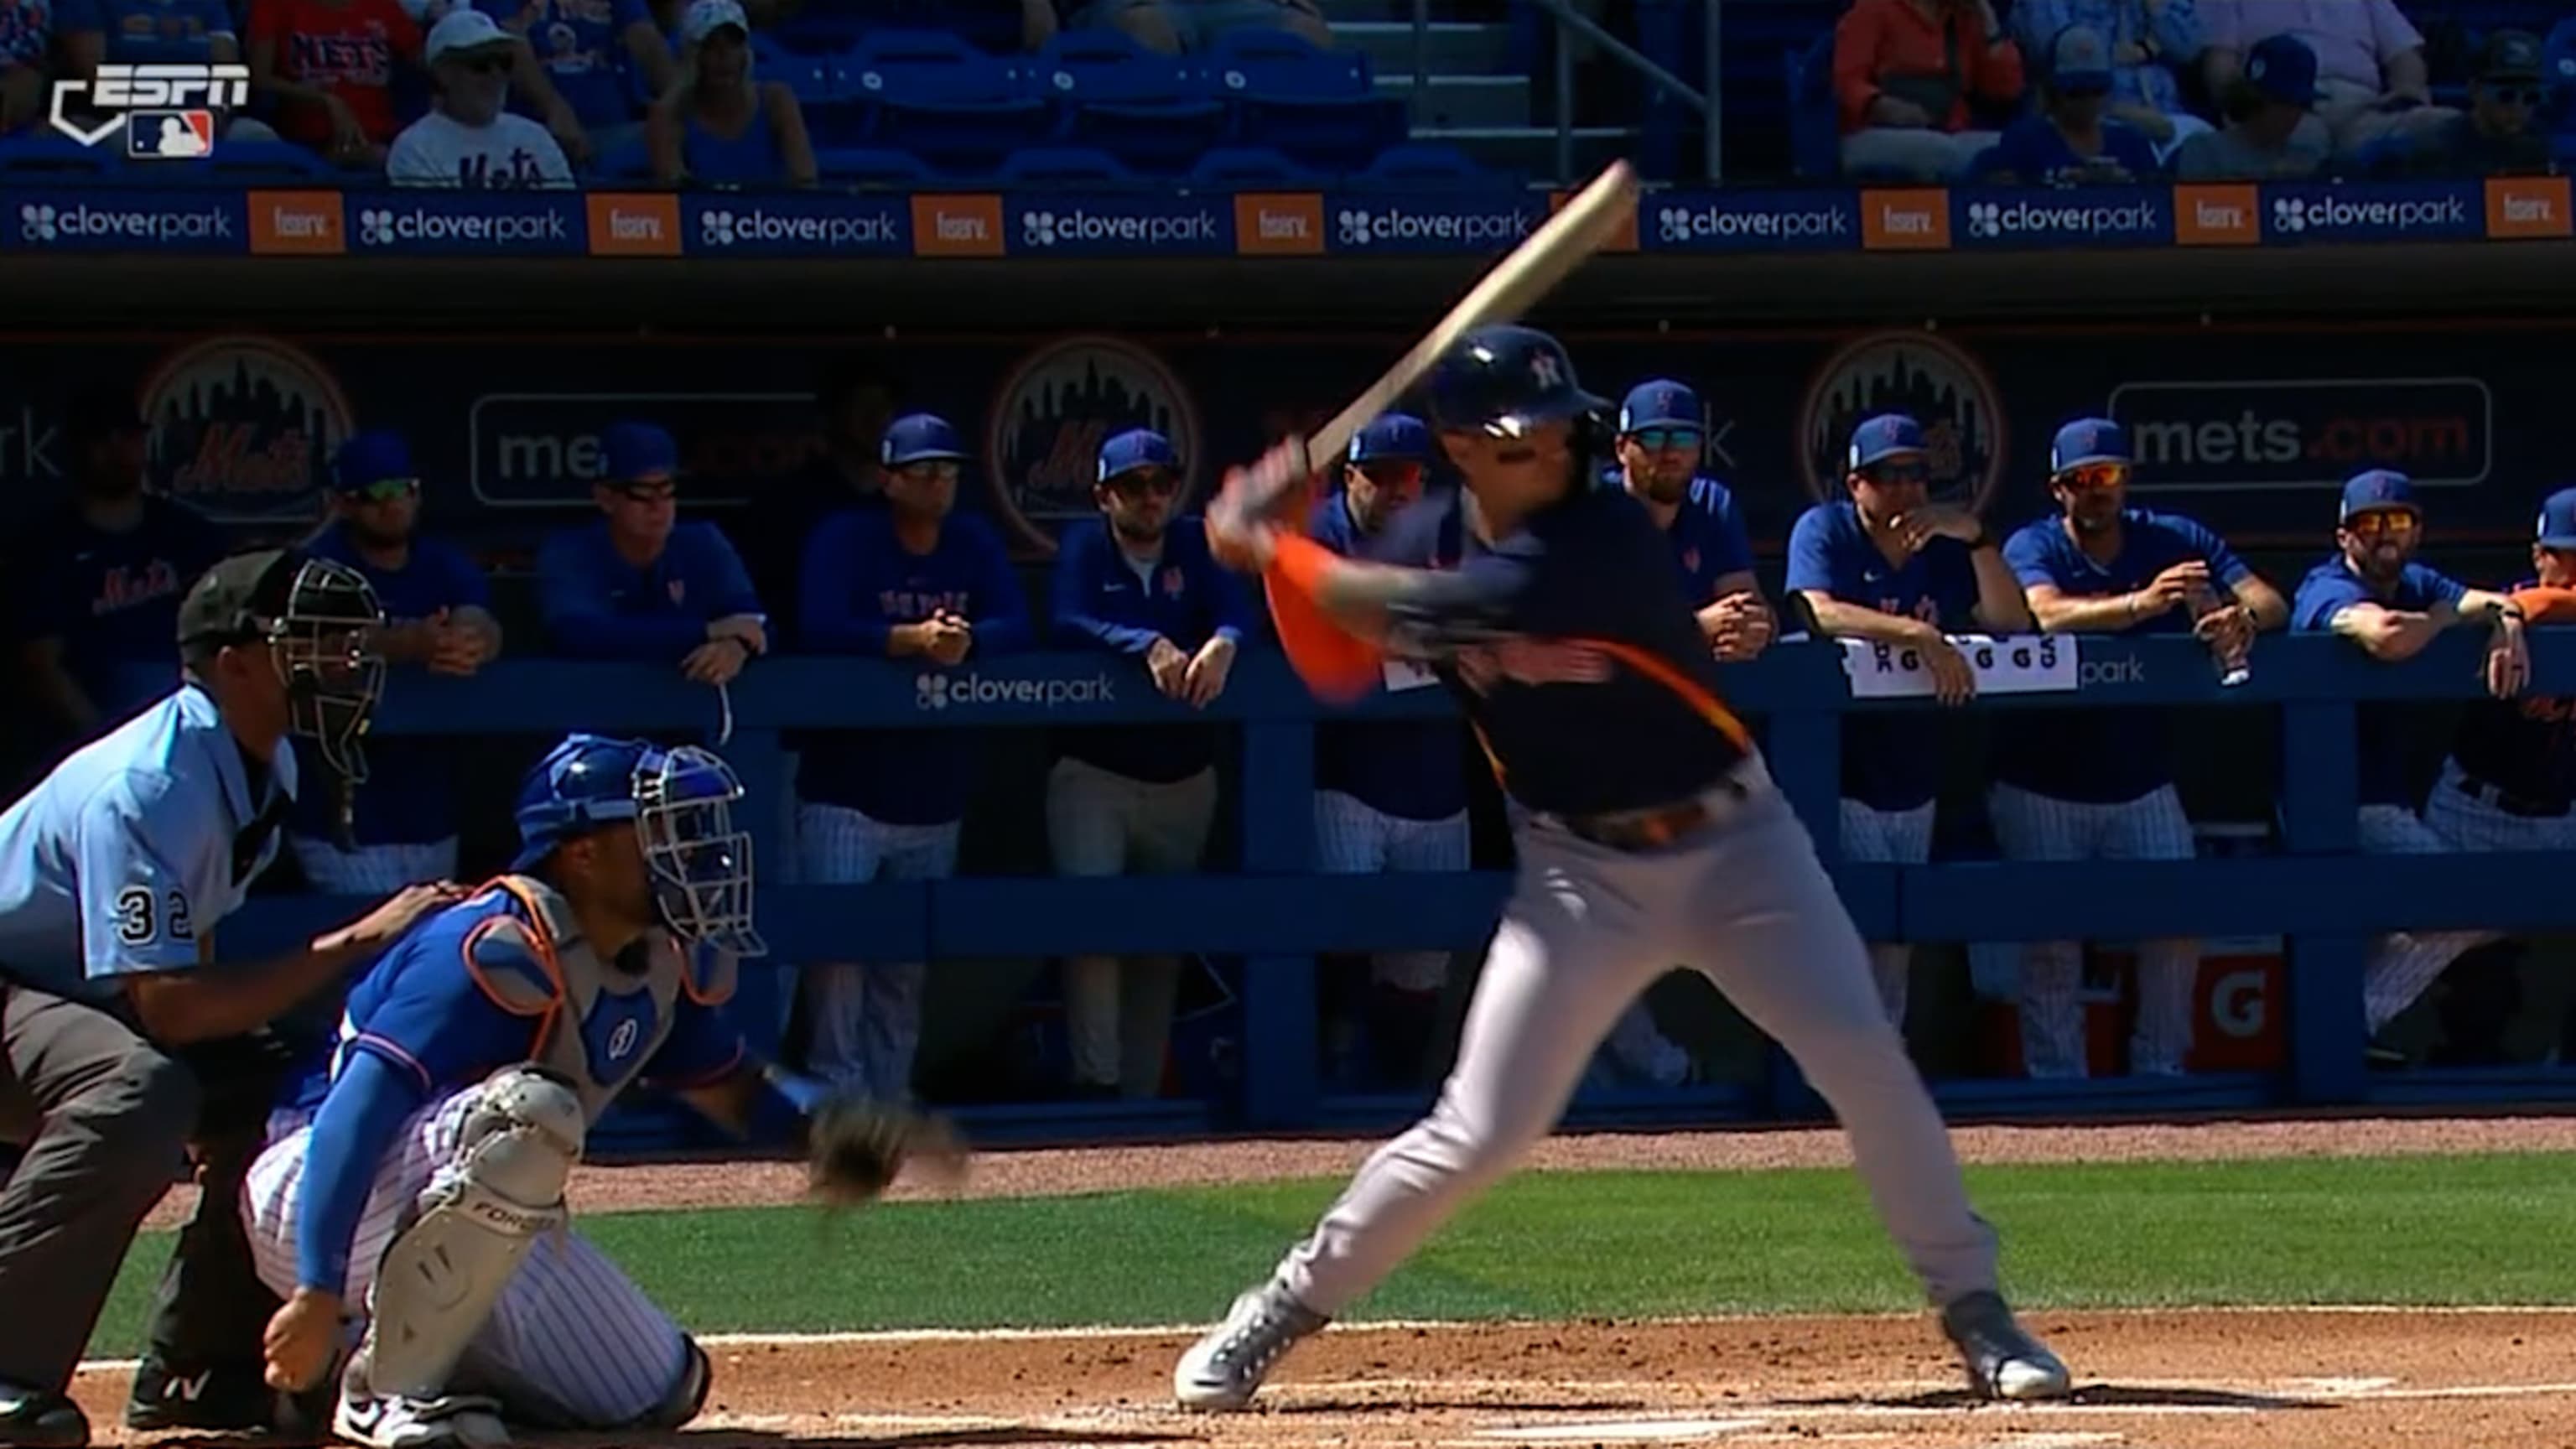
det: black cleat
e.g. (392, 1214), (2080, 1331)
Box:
(122, 1358), (277, 1433)
(0, 1380), (88, 1449)
(1941, 1291), (2073, 1401)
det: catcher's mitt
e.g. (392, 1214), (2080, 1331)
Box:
(804, 1096), (970, 1208)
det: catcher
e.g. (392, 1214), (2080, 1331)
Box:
(240, 733), (962, 1449)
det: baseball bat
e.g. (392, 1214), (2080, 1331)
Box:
(1306, 158), (1639, 469)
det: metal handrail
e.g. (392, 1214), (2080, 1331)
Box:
(1399, 0), (1724, 185)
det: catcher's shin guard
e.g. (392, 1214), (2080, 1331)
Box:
(364, 1065), (586, 1400)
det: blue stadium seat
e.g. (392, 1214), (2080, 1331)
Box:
(815, 146), (937, 184)
(1202, 32), (1402, 174)
(851, 27), (1055, 173)
(771, 52), (840, 104)
(767, 11), (875, 55)
(2545, 19), (2576, 118)
(1185, 145), (1324, 187)
(994, 145), (1137, 185)
(0, 134), (122, 175)
(590, 138), (655, 182)
(166, 138), (336, 183)
(1350, 142), (1498, 189)
(1035, 31), (1228, 174)
(1203, 27), (1369, 99)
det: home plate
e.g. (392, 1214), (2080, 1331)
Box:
(1476, 1417), (1768, 1441)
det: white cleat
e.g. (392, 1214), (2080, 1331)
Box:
(334, 1360), (511, 1448)
(1940, 1290), (2073, 1402)
(1173, 1283), (1328, 1411)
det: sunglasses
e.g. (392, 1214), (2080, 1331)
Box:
(447, 54), (510, 75)
(2486, 86), (2542, 106)
(613, 480), (677, 503)
(1627, 428), (1701, 452)
(895, 460), (961, 482)
(2345, 509), (2421, 539)
(1861, 459), (1931, 486)
(345, 476), (418, 504)
(1104, 470), (1179, 499)
(2054, 461), (2130, 492)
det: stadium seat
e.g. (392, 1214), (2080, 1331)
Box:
(168, 138), (337, 183)
(0, 134), (122, 175)
(771, 52), (841, 104)
(2545, 20), (2576, 117)
(1185, 145), (1325, 186)
(993, 145), (1137, 186)
(1350, 142), (1496, 189)
(851, 27), (1055, 173)
(1202, 33), (1402, 174)
(767, 10), (875, 55)
(815, 146), (937, 185)
(590, 138), (655, 182)
(1203, 27), (1369, 99)
(1036, 31), (1228, 174)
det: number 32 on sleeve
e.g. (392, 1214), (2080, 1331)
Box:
(112, 886), (194, 947)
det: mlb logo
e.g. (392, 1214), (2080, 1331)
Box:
(1161, 566), (1183, 597)
(127, 110), (216, 160)
(667, 578), (687, 604)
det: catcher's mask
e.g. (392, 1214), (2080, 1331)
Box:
(510, 735), (766, 956)
(179, 552), (387, 782)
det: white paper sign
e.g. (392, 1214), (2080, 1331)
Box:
(1382, 658), (1441, 692)
(1836, 633), (2081, 699)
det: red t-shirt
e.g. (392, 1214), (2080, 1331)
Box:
(248, 0), (420, 146)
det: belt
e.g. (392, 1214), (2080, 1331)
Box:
(1555, 771), (1754, 853)
(2456, 772), (2573, 819)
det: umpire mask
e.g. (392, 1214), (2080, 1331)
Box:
(268, 558), (388, 784)
(633, 745), (766, 957)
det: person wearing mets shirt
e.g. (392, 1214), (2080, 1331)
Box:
(794, 412), (1031, 1104)
(1047, 428), (1254, 1100)
(2421, 487), (2576, 855)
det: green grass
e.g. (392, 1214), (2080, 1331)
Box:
(91, 1151), (2576, 1360)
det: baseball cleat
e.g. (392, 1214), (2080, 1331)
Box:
(1940, 1291), (2072, 1401)
(1173, 1282), (1328, 1411)
(333, 1357), (510, 1449)
(0, 1379), (88, 1449)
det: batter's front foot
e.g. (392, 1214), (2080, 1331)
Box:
(1940, 1291), (2071, 1401)
(1173, 1282), (1327, 1411)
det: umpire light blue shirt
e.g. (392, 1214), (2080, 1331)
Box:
(1310, 490), (1467, 823)
(538, 518), (762, 659)
(2293, 556), (2467, 808)
(1048, 516), (1254, 784)
(1786, 501), (1982, 813)
(797, 506), (1032, 823)
(1996, 506), (2251, 803)
(0, 685), (294, 1002)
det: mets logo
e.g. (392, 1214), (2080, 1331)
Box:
(1795, 330), (2006, 517)
(984, 335), (1200, 559)
(139, 335), (355, 525)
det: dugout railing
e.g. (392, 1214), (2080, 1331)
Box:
(195, 629), (2576, 1149)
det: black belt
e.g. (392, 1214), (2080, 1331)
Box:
(1558, 774), (1753, 852)
(2456, 772), (2572, 819)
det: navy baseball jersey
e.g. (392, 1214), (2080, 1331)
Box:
(1995, 507), (2251, 803)
(1363, 479), (1751, 818)
(291, 521), (491, 846)
(1785, 501), (1983, 812)
(2449, 576), (2573, 808)
(1606, 470), (1754, 605)
(1048, 516), (1255, 785)
(11, 496), (227, 722)
(282, 877), (745, 1293)
(2292, 557), (2467, 809)
(796, 507), (1032, 823)
(537, 519), (763, 659)
(1986, 114), (2162, 183)
(0, 685), (294, 1002)
(1309, 489), (1468, 823)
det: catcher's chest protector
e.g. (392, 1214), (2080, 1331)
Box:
(464, 875), (735, 1122)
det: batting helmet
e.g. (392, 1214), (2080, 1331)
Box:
(1425, 324), (1606, 439)
(509, 734), (766, 956)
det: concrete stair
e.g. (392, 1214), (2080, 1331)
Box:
(1311, 0), (1639, 184)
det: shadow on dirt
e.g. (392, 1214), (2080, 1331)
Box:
(1780, 1384), (2338, 1412)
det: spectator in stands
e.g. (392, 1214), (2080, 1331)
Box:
(57, 0), (283, 140)
(0, 0), (48, 135)
(1072, 0), (1332, 55)
(743, 355), (902, 631)
(11, 387), (226, 757)
(2383, 30), (2550, 177)
(388, 8), (575, 185)
(247, 0), (424, 167)
(1047, 428), (1251, 1100)
(1992, 418), (2286, 1079)
(287, 429), (501, 894)
(2198, 0), (2454, 159)
(794, 413), (1030, 1104)
(2289, 470), (2522, 1066)
(2172, 30), (2329, 179)
(1978, 25), (2164, 181)
(1834, 0), (2026, 181)
(647, 0), (814, 188)
(1788, 414), (2032, 1030)
(1307, 414), (1466, 1092)
(2007, 0), (2210, 160)
(537, 418), (769, 688)
(481, 0), (673, 159)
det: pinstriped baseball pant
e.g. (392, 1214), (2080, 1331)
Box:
(796, 803), (962, 1102)
(1987, 783), (2199, 1078)
(2355, 803), (2500, 1034)
(1837, 799), (1936, 1029)
(1313, 791), (1470, 993)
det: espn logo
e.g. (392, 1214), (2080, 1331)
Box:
(127, 110), (214, 159)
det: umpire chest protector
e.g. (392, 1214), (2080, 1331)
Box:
(462, 875), (738, 1121)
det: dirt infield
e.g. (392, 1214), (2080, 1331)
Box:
(70, 1310), (2576, 1447)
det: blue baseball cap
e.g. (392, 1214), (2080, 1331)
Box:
(1617, 380), (1701, 434)
(602, 421), (678, 485)
(2537, 489), (2576, 548)
(880, 413), (968, 466)
(2245, 33), (2319, 106)
(2050, 418), (2131, 473)
(1349, 413), (1431, 464)
(1098, 428), (1179, 482)
(1846, 413), (1927, 470)
(331, 429), (415, 493)
(2340, 469), (2419, 522)
(2049, 24), (2113, 91)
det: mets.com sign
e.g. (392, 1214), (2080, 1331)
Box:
(915, 671), (1118, 713)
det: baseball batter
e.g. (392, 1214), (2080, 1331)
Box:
(246, 734), (785, 1449)
(1181, 325), (2068, 1410)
